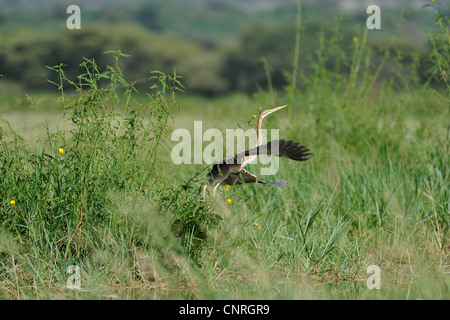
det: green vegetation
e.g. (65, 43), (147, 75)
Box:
(0, 24), (226, 94)
(0, 1), (445, 95)
(0, 1), (449, 300)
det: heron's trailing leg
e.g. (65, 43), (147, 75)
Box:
(212, 182), (221, 197)
(197, 184), (208, 202)
(197, 181), (223, 202)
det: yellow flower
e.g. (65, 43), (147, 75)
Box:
(254, 222), (259, 227)
(10, 200), (15, 207)
(252, 115), (256, 119)
(59, 148), (64, 155)
(259, 213), (264, 218)
(226, 198), (232, 205)
(352, 37), (358, 43)
(225, 184), (230, 191)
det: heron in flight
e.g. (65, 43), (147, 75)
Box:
(199, 105), (312, 202)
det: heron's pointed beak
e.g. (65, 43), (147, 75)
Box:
(259, 105), (288, 119)
(266, 105), (287, 115)
(271, 105), (287, 112)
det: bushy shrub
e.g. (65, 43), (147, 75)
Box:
(0, 51), (184, 258)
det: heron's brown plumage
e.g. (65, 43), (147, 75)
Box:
(200, 105), (313, 201)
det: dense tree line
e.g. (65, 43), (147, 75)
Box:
(0, 21), (434, 95)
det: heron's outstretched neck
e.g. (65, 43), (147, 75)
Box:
(256, 112), (263, 147)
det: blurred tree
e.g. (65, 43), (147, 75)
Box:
(102, 7), (130, 24)
(134, 3), (163, 32)
(222, 23), (296, 93)
(50, 3), (68, 19)
(0, 25), (228, 94)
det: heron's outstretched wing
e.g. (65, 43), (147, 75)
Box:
(223, 169), (288, 187)
(244, 139), (313, 162)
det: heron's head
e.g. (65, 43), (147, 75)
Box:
(259, 105), (287, 119)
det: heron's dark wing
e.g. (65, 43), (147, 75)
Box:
(244, 139), (313, 162)
(223, 151), (246, 166)
(217, 139), (312, 170)
(223, 169), (288, 187)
